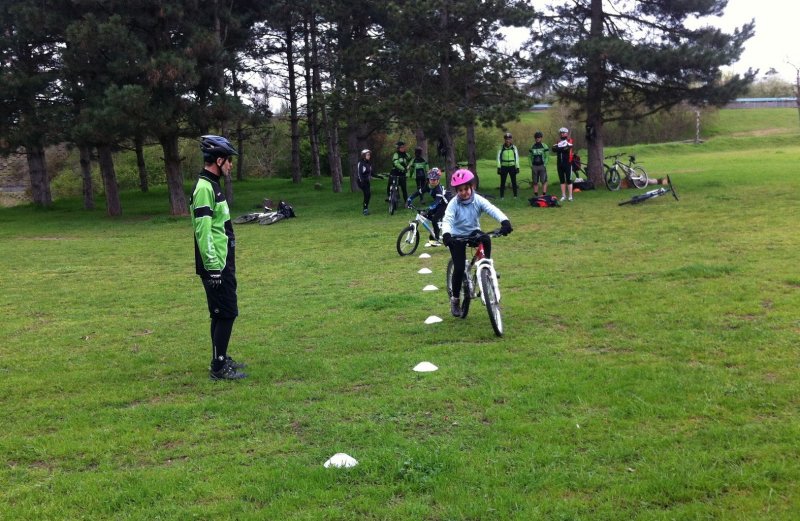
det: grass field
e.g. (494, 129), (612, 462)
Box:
(1, 112), (799, 520)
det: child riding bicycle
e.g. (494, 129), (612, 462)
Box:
(406, 167), (451, 246)
(442, 168), (513, 317)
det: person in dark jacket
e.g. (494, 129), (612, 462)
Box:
(357, 149), (374, 215)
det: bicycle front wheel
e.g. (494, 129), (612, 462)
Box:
(232, 213), (260, 224)
(631, 166), (649, 189)
(605, 165), (620, 191)
(396, 226), (419, 256)
(446, 260), (455, 297)
(480, 269), (503, 336)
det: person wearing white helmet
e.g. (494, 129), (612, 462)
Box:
(442, 169), (513, 317)
(357, 149), (374, 215)
(551, 127), (575, 201)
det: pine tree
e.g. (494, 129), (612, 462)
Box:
(529, 0), (755, 184)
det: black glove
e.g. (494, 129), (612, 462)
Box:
(442, 233), (452, 247)
(500, 220), (513, 236)
(514, 167), (519, 174)
(207, 270), (223, 290)
(496, 168), (501, 175)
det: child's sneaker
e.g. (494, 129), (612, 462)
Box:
(450, 297), (462, 317)
(568, 196), (573, 201)
(560, 195), (566, 202)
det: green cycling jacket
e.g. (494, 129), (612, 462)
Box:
(190, 170), (235, 276)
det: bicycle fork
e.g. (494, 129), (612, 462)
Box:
(474, 258), (500, 305)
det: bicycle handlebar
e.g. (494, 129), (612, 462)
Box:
(449, 229), (506, 245)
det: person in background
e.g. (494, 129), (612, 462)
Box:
(528, 131), (549, 197)
(406, 167), (451, 246)
(388, 141), (411, 202)
(357, 149), (374, 215)
(190, 135), (247, 380)
(411, 147), (429, 203)
(551, 127), (574, 202)
(442, 169), (513, 318)
(496, 132), (520, 199)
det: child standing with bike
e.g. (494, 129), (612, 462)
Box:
(357, 149), (374, 215)
(406, 167), (451, 246)
(442, 169), (513, 317)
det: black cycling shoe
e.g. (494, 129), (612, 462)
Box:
(210, 361), (247, 380)
(225, 356), (247, 370)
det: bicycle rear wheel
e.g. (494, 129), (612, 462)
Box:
(460, 273), (472, 319)
(389, 190), (397, 215)
(396, 226), (419, 256)
(631, 166), (649, 189)
(605, 165), (620, 191)
(480, 269), (503, 336)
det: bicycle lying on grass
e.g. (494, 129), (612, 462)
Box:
(445, 230), (506, 337)
(618, 175), (679, 206)
(396, 204), (441, 256)
(604, 153), (649, 190)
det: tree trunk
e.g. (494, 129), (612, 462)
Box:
(286, 23), (302, 184)
(415, 128), (428, 164)
(466, 123), (477, 174)
(159, 134), (188, 216)
(134, 136), (149, 192)
(79, 145), (95, 210)
(329, 120), (343, 193)
(585, 0), (606, 186)
(232, 66), (246, 182)
(441, 122), (456, 186)
(347, 126), (360, 192)
(304, 14), (322, 180)
(97, 145), (122, 216)
(26, 144), (51, 207)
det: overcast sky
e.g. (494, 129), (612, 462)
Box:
(709, 0), (797, 82)
(503, 0), (798, 84)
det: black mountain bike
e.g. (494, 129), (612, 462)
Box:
(387, 174), (401, 215)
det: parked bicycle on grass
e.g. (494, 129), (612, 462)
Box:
(604, 153), (649, 190)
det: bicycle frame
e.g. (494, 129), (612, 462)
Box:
(465, 240), (501, 305)
(408, 205), (436, 237)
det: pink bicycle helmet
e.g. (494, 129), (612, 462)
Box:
(450, 168), (475, 187)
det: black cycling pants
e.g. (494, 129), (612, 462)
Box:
(499, 166), (518, 197)
(448, 235), (491, 299)
(360, 180), (371, 209)
(557, 162), (572, 185)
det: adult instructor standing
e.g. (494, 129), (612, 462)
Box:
(190, 135), (247, 380)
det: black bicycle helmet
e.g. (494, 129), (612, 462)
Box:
(534, 131), (543, 138)
(200, 135), (238, 162)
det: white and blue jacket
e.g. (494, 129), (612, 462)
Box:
(442, 192), (508, 237)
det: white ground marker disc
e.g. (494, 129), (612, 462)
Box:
(413, 362), (438, 372)
(418, 267), (432, 274)
(422, 285), (439, 291)
(323, 453), (359, 468)
(424, 315), (443, 324)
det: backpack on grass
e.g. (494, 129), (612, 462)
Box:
(528, 195), (561, 207)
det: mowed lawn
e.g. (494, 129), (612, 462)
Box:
(1, 113), (798, 520)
